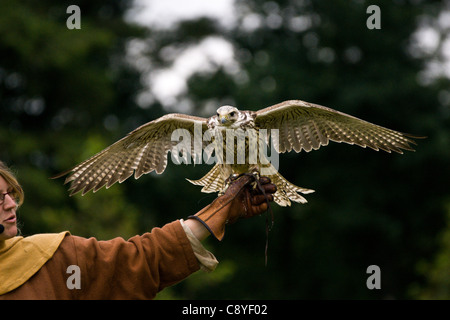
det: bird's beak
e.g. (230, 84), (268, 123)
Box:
(220, 116), (227, 124)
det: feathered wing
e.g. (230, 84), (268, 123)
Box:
(53, 113), (208, 195)
(186, 163), (224, 193)
(255, 100), (422, 154)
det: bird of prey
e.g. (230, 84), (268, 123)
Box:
(53, 100), (421, 206)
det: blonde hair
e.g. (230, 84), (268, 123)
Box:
(0, 161), (24, 207)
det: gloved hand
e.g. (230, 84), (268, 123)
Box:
(187, 175), (277, 241)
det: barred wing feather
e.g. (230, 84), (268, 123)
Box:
(52, 113), (208, 195)
(255, 100), (421, 154)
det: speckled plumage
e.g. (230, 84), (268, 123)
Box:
(53, 100), (421, 206)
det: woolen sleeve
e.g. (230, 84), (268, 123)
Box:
(68, 220), (200, 299)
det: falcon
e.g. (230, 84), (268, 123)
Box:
(53, 100), (421, 206)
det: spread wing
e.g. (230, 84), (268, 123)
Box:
(53, 113), (208, 195)
(254, 100), (422, 154)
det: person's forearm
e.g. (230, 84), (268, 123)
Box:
(183, 218), (209, 241)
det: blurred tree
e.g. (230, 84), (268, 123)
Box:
(412, 202), (450, 299)
(0, 0), (146, 239)
(142, 0), (450, 299)
(1, 0), (449, 299)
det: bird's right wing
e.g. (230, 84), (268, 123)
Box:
(52, 113), (208, 195)
(255, 100), (423, 154)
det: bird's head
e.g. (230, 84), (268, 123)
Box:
(216, 105), (240, 126)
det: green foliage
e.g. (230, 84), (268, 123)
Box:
(411, 202), (450, 299)
(1, 0), (449, 299)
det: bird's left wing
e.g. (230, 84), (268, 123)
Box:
(53, 113), (208, 195)
(254, 100), (422, 154)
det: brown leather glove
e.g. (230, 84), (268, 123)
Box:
(187, 175), (277, 241)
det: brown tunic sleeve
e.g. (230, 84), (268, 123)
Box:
(1, 220), (200, 300)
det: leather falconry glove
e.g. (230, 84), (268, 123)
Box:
(187, 175), (277, 241)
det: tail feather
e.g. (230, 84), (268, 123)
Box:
(186, 164), (224, 193)
(187, 164), (314, 207)
(268, 170), (314, 206)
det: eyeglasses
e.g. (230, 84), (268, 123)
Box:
(0, 191), (17, 205)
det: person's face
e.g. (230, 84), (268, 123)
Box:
(0, 175), (18, 240)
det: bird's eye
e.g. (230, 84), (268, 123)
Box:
(216, 113), (220, 117)
(230, 112), (235, 117)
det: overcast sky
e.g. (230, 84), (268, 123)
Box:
(124, 0), (450, 112)
(126, 0), (236, 29)
(125, 0), (238, 112)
